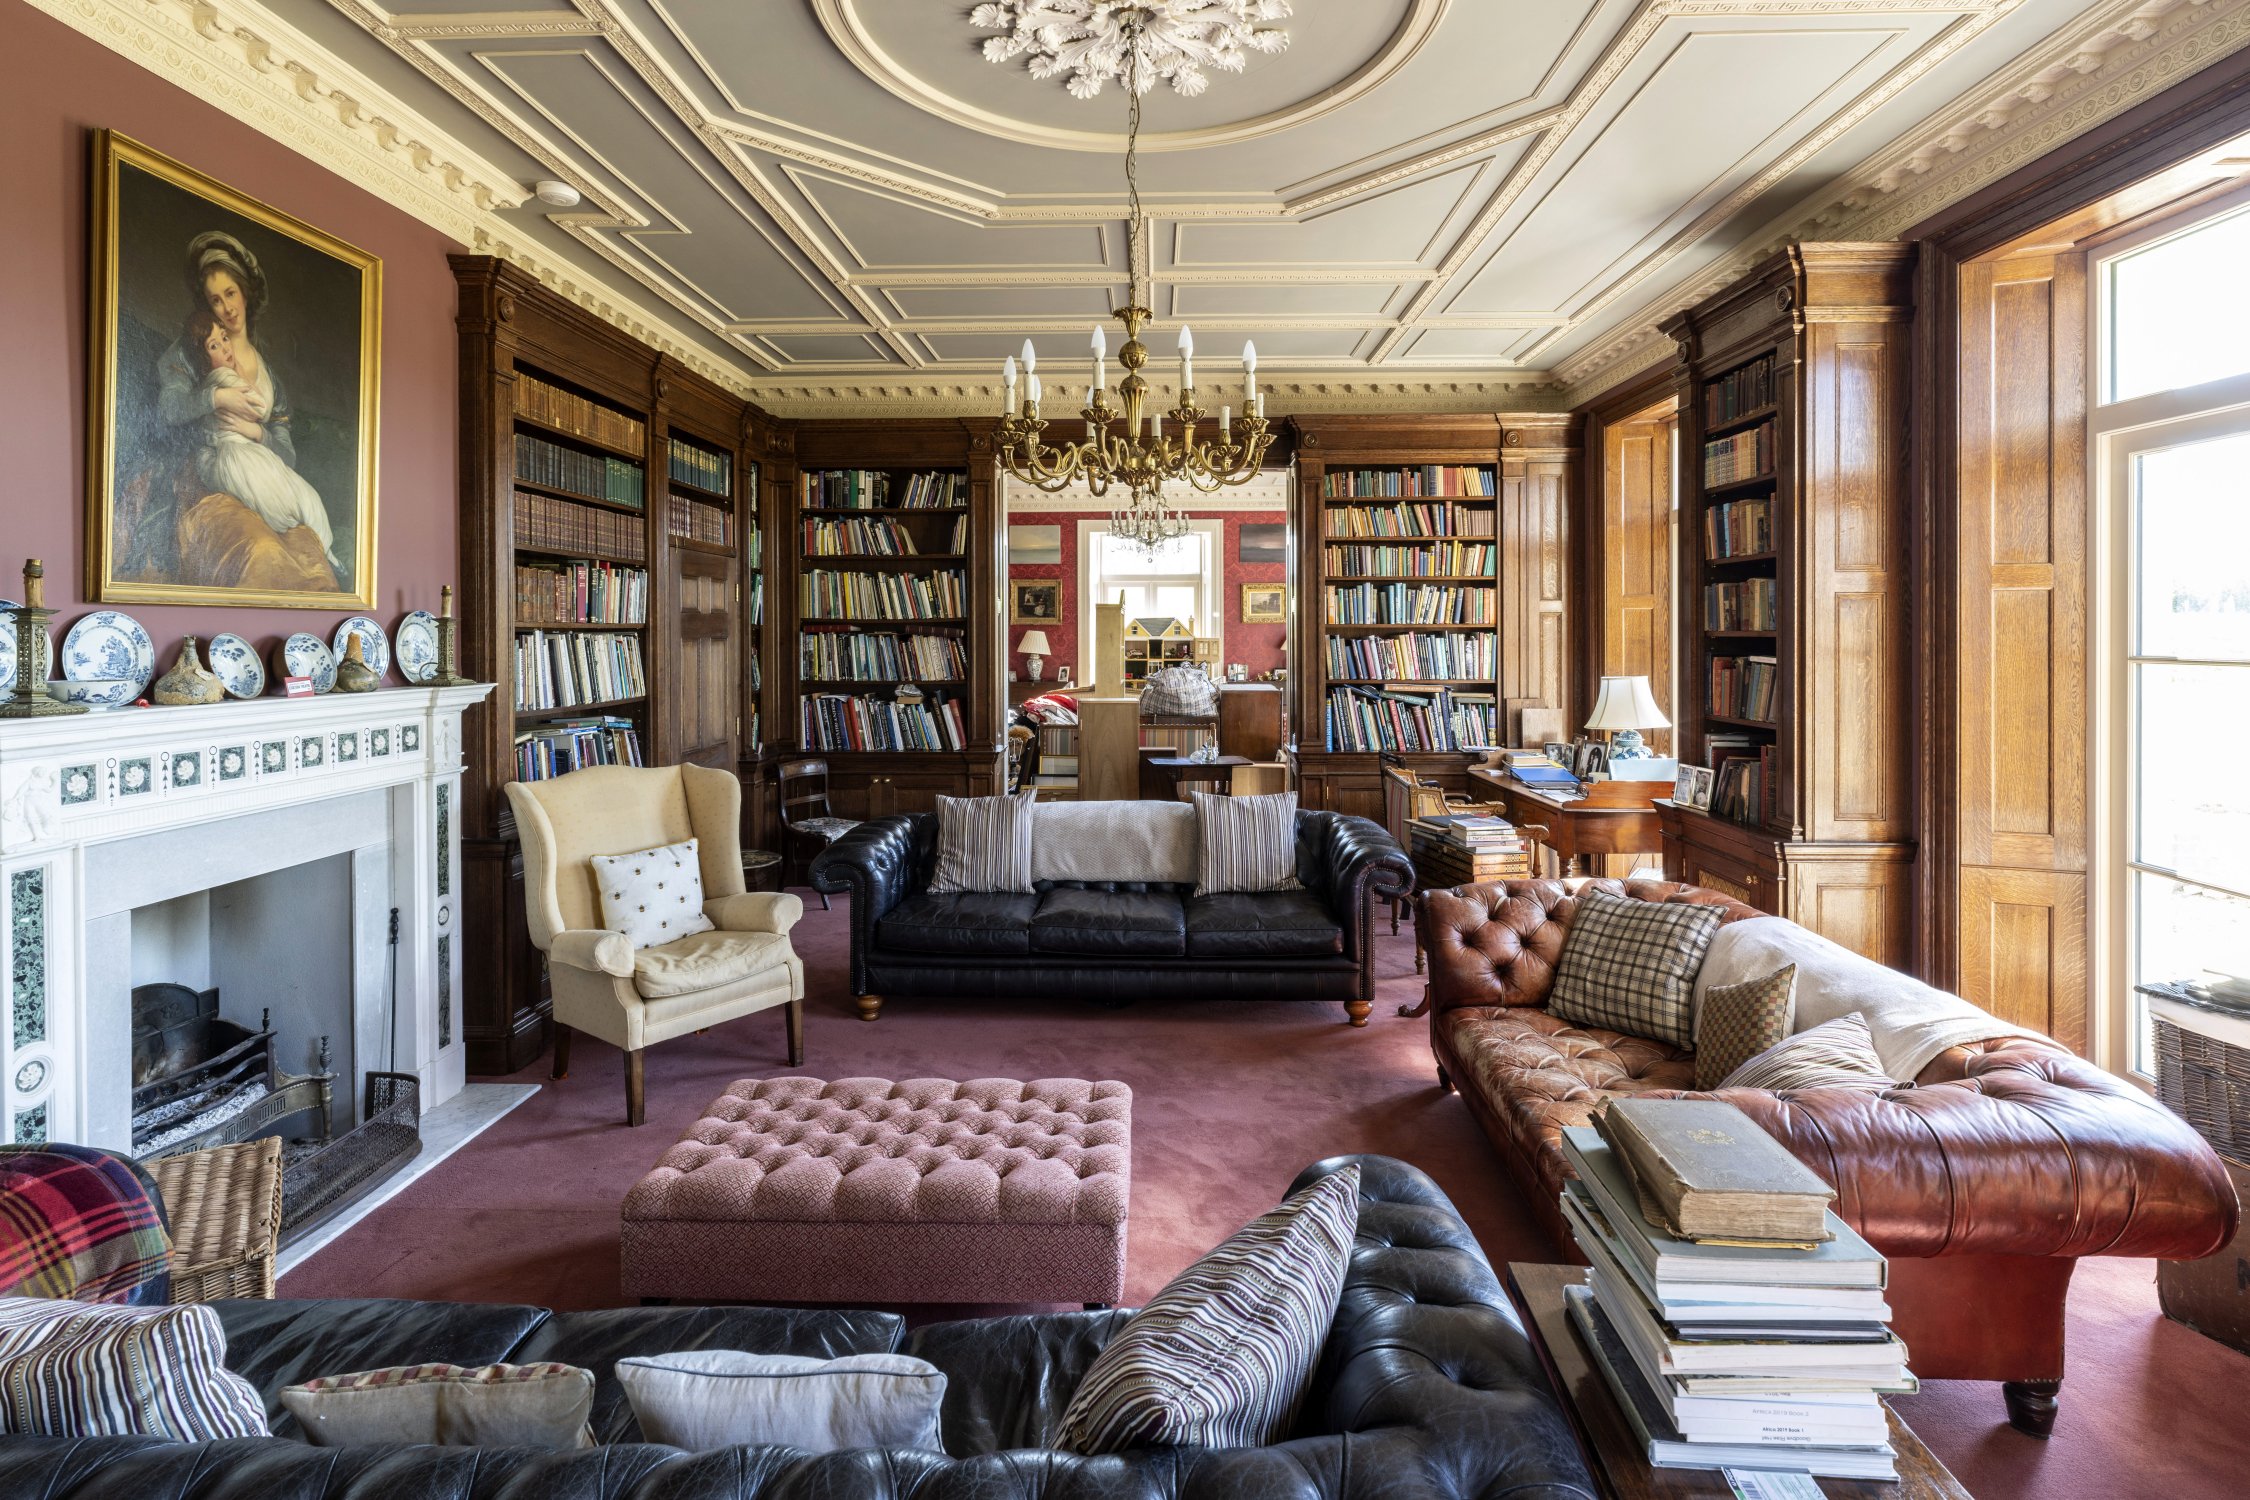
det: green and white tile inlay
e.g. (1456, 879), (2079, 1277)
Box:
(10, 868), (46, 1046)
(299, 736), (325, 768)
(437, 934), (452, 1048)
(436, 784), (451, 898)
(337, 732), (359, 763)
(58, 765), (97, 806)
(402, 725), (421, 753)
(218, 746), (248, 782)
(119, 758), (154, 796)
(171, 751), (202, 788)
(260, 740), (288, 774)
(12, 1104), (46, 1146)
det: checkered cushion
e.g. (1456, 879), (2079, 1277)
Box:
(1546, 887), (1724, 1049)
(1694, 963), (1796, 1090)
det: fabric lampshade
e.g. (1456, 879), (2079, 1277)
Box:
(1584, 674), (1670, 733)
(1017, 630), (1053, 657)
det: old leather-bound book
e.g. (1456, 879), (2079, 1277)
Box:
(1594, 1097), (1835, 1245)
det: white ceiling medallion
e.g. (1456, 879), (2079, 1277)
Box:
(971, 1), (1292, 100)
(812, 0), (1445, 153)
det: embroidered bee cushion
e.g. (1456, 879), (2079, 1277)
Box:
(593, 837), (717, 950)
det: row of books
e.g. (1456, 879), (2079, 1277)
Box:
(513, 490), (645, 564)
(800, 568), (967, 621)
(1710, 746), (1771, 825)
(515, 434), (646, 508)
(1325, 583), (1495, 626)
(801, 470), (966, 510)
(803, 516), (925, 556)
(513, 717), (643, 782)
(800, 628), (966, 682)
(517, 373), (644, 451)
(1704, 579), (1776, 633)
(1701, 355), (1775, 428)
(745, 573), (764, 627)
(1322, 541), (1495, 577)
(1561, 1101), (1905, 1482)
(666, 436), (731, 493)
(1323, 503), (1499, 540)
(1702, 423), (1774, 488)
(515, 560), (647, 626)
(1320, 466), (1496, 498)
(801, 692), (968, 752)
(667, 495), (732, 547)
(1703, 496), (1772, 559)
(1325, 630), (1496, 682)
(1708, 654), (1778, 722)
(1407, 811), (1532, 885)
(513, 629), (647, 713)
(1323, 686), (1499, 753)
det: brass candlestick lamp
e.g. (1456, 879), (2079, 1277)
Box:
(0, 561), (85, 717)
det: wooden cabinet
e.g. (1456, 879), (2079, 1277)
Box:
(819, 751), (1003, 821)
(1657, 244), (1915, 964)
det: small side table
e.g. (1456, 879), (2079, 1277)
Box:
(740, 849), (783, 894)
(1145, 755), (1252, 801)
(1506, 1263), (1970, 1500)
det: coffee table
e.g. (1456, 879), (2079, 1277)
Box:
(1506, 1263), (1970, 1500)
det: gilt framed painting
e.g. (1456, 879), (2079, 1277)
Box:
(87, 131), (381, 608)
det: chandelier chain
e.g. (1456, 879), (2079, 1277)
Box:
(1124, 14), (1144, 305)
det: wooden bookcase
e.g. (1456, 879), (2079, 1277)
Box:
(1656, 243), (1915, 965)
(452, 256), (773, 1074)
(1288, 414), (1578, 821)
(778, 418), (1005, 819)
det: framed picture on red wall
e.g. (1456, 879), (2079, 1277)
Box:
(1238, 523), (1287, 565)
(1241, 584), (1285, 623)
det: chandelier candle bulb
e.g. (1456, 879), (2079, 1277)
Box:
(1021, 339), (1036, 373)
(1004, 354), (1017, 408)
(1029, 373), (1043, 410)
(1221, 405), (1231, 436)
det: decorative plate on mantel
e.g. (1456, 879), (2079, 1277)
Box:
(279, 632), (337, 694)
(61, 610), (155, 696)
(207, 632), (265, 699)
(333, 615), (390, 680)
(395, 610), (439, 685)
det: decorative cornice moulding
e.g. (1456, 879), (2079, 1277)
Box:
(749, 375), (1568, 421)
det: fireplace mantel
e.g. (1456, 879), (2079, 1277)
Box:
(0, 684), (492, 1148)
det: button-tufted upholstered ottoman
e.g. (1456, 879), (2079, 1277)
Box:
(621, 1076), (1131, 1306)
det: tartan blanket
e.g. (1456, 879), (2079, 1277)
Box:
(0, 1146), (172, 1305)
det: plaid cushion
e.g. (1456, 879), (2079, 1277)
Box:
(1694, 964), (1797, 1090)
(1055, 1165), (1359, 1454)
(1547, 888), (1724, 1049)
(929, 789), (1036, 894)
(1723, 1012), (1901, 1094)
(0, 1146), (171, 1306)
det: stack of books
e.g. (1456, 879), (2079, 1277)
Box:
(1560, 1100), (1908, 1483)
(1500, 748), (1578, 791)
(1409, 811), (1531, 884)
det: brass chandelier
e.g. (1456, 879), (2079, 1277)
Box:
(994, 9), (1275, 512)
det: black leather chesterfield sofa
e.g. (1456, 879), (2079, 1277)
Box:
(0, 1157), (1597, 1500)
(811, 807), (1414, 1025)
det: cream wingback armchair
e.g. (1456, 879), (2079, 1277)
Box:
(506, 763), (804, 1126)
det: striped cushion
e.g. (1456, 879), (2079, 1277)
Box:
(929, 789), (1037, 894)
(1192, 791), (1301, 896)
(1694, 964), (1797, 1090)
(1722, 1011), (1901, 1094)
(1547, 888), (1725, 1049)
(0, 1296), (268, 1440)
(1054, 1164), (1359, 1454)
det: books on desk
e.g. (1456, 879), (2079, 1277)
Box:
(1560, 1124), (1906, 1482)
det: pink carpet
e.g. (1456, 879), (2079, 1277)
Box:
(282, 893), (2250, 1499)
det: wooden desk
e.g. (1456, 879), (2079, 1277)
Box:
(1467, 769), (1665, 877)
(1508, 1263), (1969, 1500)
(1145, 755), (1252, 800)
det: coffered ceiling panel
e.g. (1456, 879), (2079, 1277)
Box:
(278, 0), (2186, 404)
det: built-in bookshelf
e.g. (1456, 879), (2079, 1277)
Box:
(1686, 348), (1780, 828)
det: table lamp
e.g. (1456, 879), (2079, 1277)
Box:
(1585, 674), (1670, 760)
(1018, 629), (1053, 682)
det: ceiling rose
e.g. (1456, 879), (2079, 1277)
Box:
(971, 1), (1292, 100)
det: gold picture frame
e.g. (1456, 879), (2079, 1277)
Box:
(88, 131), (382, 608)
(1010, 579), (1061, 624)
(1241, 583), (1286, 623)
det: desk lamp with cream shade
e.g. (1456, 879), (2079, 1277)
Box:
(1585, 674), (1677, 781)
(1017, 629), (1054, 683)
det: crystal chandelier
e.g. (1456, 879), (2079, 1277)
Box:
(992, 7), (1276, 507)
(1110, 482), (1191, 555)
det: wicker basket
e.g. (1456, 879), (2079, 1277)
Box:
(2154, 1017), (2250, 1163)
(147, 1135), (284, 1303)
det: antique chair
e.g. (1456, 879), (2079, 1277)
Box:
(506, 764), (805, 1126)
(1380, 759), (1445, 973)
(777, 757), (859, 910)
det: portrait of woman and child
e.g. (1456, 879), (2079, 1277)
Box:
(90, 133), (380, 608)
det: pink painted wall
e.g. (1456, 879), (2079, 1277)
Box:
(3, 1), (460, 672)
(1007, 511), (1288, 685)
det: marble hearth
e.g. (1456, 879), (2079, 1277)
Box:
(0, 685), (490, 1149)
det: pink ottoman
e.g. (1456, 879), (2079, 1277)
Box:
(621, 1076), (1131, 1305)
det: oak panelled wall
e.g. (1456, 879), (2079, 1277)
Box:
(1600, 408), (1676, 755)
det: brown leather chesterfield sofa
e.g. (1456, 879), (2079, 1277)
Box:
(1417, 877), (2240, 1438)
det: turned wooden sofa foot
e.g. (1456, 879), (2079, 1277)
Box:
(1345, 1000), (1372, 1027)
(624, 1048), (646, 1127)
(856, 994), (884, 1022)
(2003, 1379), (2061, 1438)
(551, 1024), (573, 1081)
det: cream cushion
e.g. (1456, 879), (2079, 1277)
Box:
(1030, 801), (1199, 885)
(280, 1362), (595, 1448)
(595, 837), (717, 949)
(633, 929), (793, 999)
(616, 1350), (947, 1454)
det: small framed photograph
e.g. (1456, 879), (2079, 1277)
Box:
(1241, 583), (1286, 622)
(1681, 765), (1715, 809)
(1010, 579), (1060, 624)
(1542, 740), (1572, 766)
(1573, 738), (1609, 779)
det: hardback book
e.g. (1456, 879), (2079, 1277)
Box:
(1587, 1261), (1907, 1375)
(1561, 1128), (1886, 1288)
(1595, 1098), (1836, 1244)
(1561, 1188), (1891, 1324)
(1565, 1286), (1899, 1481)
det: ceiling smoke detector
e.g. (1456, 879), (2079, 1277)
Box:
(532, 179), (582, 209)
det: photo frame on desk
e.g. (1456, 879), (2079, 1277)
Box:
(1572, 737), (1608, 779)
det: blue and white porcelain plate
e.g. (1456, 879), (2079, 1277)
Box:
(279, 632), (336, 694)
(395, 610), (440, 685)
(61, 610), (155, 695)
(332, 615), (390, 680)
(208, 632), (265, 699)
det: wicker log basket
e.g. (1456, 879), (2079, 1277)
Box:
(148, 1136), (284, 1302)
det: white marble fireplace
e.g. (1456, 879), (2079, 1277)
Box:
(0, 685), (490, 1149)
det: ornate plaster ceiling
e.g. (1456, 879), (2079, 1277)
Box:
(48, 0), (2250, 412)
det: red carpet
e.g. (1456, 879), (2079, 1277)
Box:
(283, 893), (2250, 1499)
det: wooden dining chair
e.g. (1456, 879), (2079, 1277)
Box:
(777, 758), (859, 909)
